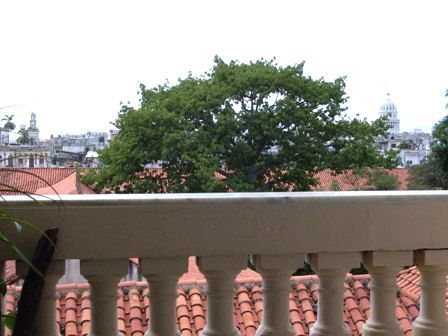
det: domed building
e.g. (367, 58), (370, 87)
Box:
(379, 93), (400, 133)
(375, 94), (431, 167)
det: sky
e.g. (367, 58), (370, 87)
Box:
(0, 0), (447, 139)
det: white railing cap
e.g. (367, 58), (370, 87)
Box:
(1, 191), (448, 260)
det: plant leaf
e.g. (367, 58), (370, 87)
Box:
(2, 311), (16, 330)
(0, 229), (43, 277)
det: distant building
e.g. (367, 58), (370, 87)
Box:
(375, 94), (431, 167)
(0, 145), (51, 168)
(84, 150), (100, 168)
(27, 112), (40, 145)
(50, 131), (108, 154)
(379, 93), (400, 133)
(0, 128), (10, 145)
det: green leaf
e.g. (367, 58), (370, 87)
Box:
(0, 211), (57, 253)
(2, 311), (16, 330)
(0, 229), (43, 277)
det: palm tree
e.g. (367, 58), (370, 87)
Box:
(17, 128), (30, 145)
(2, 114), (16, 131)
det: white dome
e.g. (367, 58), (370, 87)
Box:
(380, 93), (397, 113)
(379, 93), (400, 133)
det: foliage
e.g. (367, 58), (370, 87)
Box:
(408, 155), (448, 190)
(431, 115), (448, 180)
(0, 168), (62, 331)
(330, 179), (341, 191)
(17, 128), (30, 145)
(410, 94), (448, 190)
(365, 169), (400, 190)
(2, 115), (16, 131)
(85, 57), (399, 193)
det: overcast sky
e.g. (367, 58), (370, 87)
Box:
(0, 0), (447, 139)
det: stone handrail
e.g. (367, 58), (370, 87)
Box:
(1, 191), (448, 259)
(1, 191), (448, 336)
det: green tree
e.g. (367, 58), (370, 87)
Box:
(330, 179), (341, 191)
(366, 169), (400, 190)
(413, 113), (448, 189)
(2, 114), (16, 131)
(408, 155), (448, 190)
(85, 57), (398, 193)
(408, 89), (448, 190)
(17, 128), (30, 145)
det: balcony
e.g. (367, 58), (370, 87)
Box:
(2, 191), (448, 336)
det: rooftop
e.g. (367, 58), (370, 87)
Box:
(3, 261), (424, 336)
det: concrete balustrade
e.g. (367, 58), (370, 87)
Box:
(253, 254), (304, 336)
(81, 260), (127, 336)
(362, 251), (413, 336)
(16, 260), (65, 336)
(308, 253), (360, 336)
(413, 250), (448, 336)
(3, 192), (448, 335)
(197, 255), (246, 336)
(141, 257), (188, 336)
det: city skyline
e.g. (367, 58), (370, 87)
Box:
(1, 0), (447, 139)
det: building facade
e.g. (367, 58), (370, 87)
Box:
(0, 145), (51, 168)
(375, 94), (431, 167)
(50, 131), (108, 154)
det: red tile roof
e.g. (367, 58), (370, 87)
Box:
(4, 261), (18, 285)
(0, 168), (94, 195)
(0, 168), (94, 283)
(313, 168), (409, 191)
(4, 262), (423, 336)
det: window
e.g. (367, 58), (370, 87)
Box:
(18, 158), (24, 165)
(39, 157), (44, 164)
(406, 160), (413, 166)
(391, 144), (397, 149)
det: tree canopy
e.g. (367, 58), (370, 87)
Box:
(408, 89), (448, 190)
(2, 114), (15, 131)
(85, 57), (398, 193)
(17, 128), (30, 145)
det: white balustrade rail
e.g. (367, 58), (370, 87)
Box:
(1, 191), (448, 336)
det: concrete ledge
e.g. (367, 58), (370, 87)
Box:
(1, 191), (448, 259)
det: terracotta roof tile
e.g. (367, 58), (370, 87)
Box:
(0, 168), (95, 195)
(4, 265), (446, 335)
(0, 168), (75, 195)
(313, 168), (409, 191)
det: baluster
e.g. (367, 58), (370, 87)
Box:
(141, 257), (187, 336)
(413, 250), (448, 336)
(197, 255), (246, 336)
(253, 254), (304, 336)
(362, 251), (413, 336)
(81, 259), (127, 336)
(16, 260), (65, 336)
(307, 252), (359, 336)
